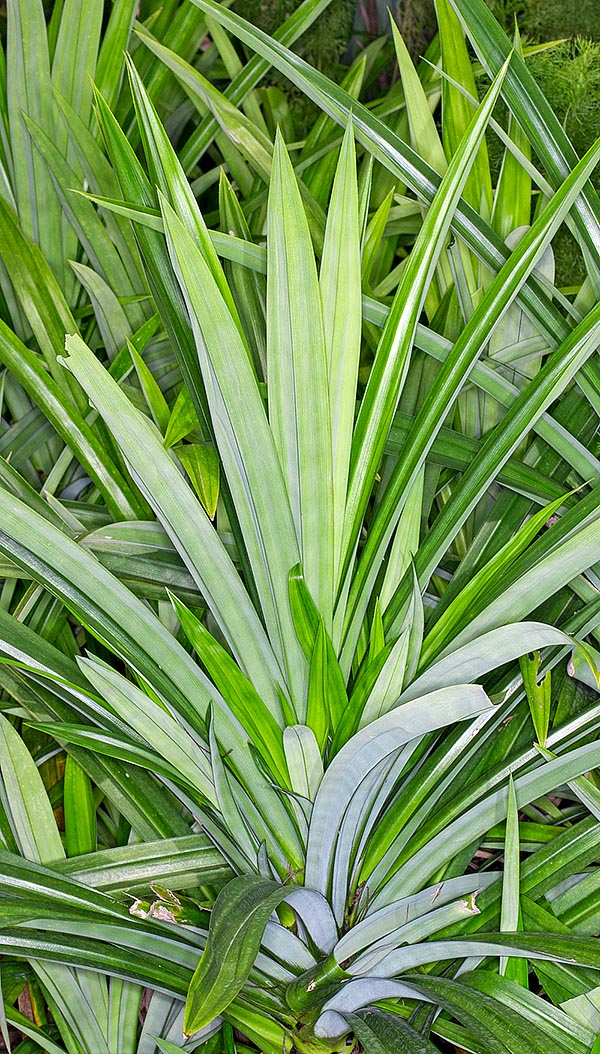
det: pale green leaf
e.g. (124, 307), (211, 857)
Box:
(268, 131), (334, 629)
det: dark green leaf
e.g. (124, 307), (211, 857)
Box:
(348, 1010), (440, 1054)
(184, 875), (290, 1036)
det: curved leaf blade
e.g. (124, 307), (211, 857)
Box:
(184, 875), (290, 1036)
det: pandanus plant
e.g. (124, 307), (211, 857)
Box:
(0, 0), (600, 1052)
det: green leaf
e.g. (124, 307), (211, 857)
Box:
(183, 875), (290, 1036)
(71, 261), (132, 358)
(82, 519), (202, 603)
(0, 197), (77, 389)
(380, 741), (600, 901)
(173, 443), (220, 520)
(219, 170), (267, 379)
(339, 53), (511, 607)
(305, 684), (492, 907)
(435, 0), (492, 217)
(0, 486), (213, 730)
(420, 495), (570, 664)
(60, 332), (284, 713)
(491, 26), (531, 239)
(91, 84), (213, 444)
(283, 724), (323, 801)
(404, 974), (549, 1054)
(169, 593), (288, 785)
(57, 835), (231, 893)
(320, 121), (361, 587)
(568, 640), (600, 691)
(79, 656), (216, 803)
(391, 21), (446, 176)
(268, 131), (334, 629)
(360, 628), (410, 726)
(0, 610), (189, 841)
(361, 187), (394, 287)
(51, 0), (102, 128)
(465, 973), (591, 1053)
(351, 140), (600, 664)
(301, 55), (365, 209)
(128, 341), (170, 432)
(368, 600), (386, 665)
(307, 621), (332, 749)
(136, 25), (274, 183)
(34, 723), (203, 800)
(179, 0), (337, 172)
(561, 985), (600, 1034)
(288, 565), (348, 732)
(63, 755), (96, 858)
(125, 52), (243, 333)
(7, 0), (63, 284)
(163, 385), (200, 449)
(159, 196), (306, 708)
(23, 112), (146, 330)
(536, 744), (600, 825)
(448, 0), (600, 273)
(0, 713), (64, 863)
(95, 0), (137, 111)
(449, 512), (600, 652)
(500, 776), (528, 985)
(154, 1039), (190, 1054)
(189, 0), (592, 435)
(208, 714), (258, 870)
(133, 0), (207, 122)
(0, 321), (145, 521)
(348, 1009), (440, 1053)
(380, 471), (424, 616)
(520, 651), (552, 747)
(288, 564), (321, 659)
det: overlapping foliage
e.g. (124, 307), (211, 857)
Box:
(0, 1), (599, 1052)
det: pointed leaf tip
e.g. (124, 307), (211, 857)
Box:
(184, 875), (291, 1036)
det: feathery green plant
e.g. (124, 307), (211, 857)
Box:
(0, 1), (599, 1052)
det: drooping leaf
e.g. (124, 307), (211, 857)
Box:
(183, 876), (291, 1036)
(348, 1009), (440, 1054)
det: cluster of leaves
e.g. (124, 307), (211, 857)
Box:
(484, 0), (600, 288)
(0, 1), (599, 1053)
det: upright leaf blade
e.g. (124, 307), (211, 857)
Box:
(448, 0), (600, 274)
(63, 755), (96, 858)
(339, 54), (511, 596)
(186, 0), (576, 358)
(158, 200), (306, 711)
(500, 776), (527, 984)
(0, 714), (64, 864)
(435, 0), (492, 217)
(320, 121), (361, 588)
(268, 131), (334, 629)
(7, 0), (63, 283)
(61, 333), (285, 712)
